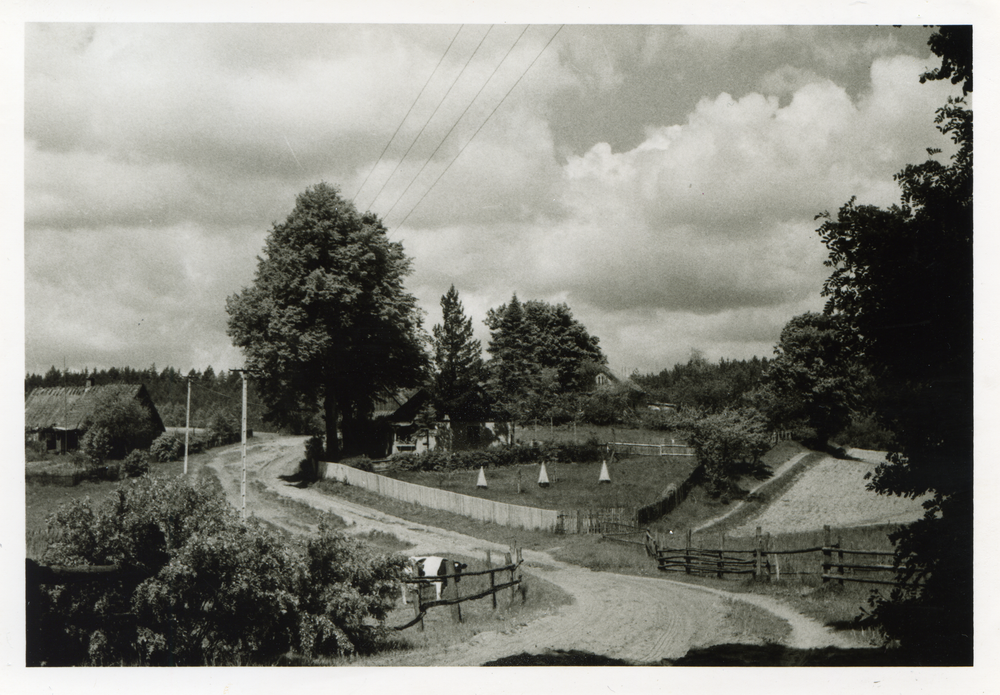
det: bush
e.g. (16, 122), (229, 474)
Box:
(31, 476), (407, 666)
(123, 450), (151, 477)
(677, 407), (771, 496)
(81, 426), (113, 467)
(149, 432), (185, 463)
(391, 440), (605, 472)
(580, 391), (630, 426)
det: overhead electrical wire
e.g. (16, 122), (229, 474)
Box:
(351, 24), (464, 205)
(392, 25), (565, 235)
(363, 25), (495, 213)
(381, 24), (531, 223)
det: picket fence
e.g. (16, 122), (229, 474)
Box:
(321, 462), (563, 532)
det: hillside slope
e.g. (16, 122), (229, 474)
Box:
(726, 449), (931, 537)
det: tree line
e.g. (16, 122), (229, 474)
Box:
(25, 364), (267, 431)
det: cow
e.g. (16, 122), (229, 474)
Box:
(401, 556), (468, 605)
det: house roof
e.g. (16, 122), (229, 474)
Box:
(24, 384), (164, 431)
(594, 365), (646, 393)
(371, 388), (421, 420)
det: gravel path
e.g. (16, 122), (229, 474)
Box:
(205, 435), (859, 664)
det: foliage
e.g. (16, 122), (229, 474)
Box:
(484, 295), (605, 426)
(27, 365), (267, 431)
(919, 25), (972, 94)
(676, 407), (771, 496)
(85, 389), (160, 457)
(634, 352), (770, 413)
(226, 183), (429, 459)
(579, 390), (630, 426)
(149, 432), (184, 463)
(209, 410), (241, 445)
(305, 435), (326, 462)
(122, 450), (151, 478)
(814, 27), (972, 663)
(31, 476), (408, 666)
(81, 425), (113, 467)
(431, 285), (485, 412)
(392, 439), (605, 472)
(752, 312), (867, 448)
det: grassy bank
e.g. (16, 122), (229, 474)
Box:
(384, 456), (698, 511)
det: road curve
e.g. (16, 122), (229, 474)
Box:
(207, 434), (857, 665)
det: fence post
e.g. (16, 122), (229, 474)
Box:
(837, 533), (844, 586)
(487, 550), (496, 610)
(822, 525), (831, 583)
(505, 552), (514, 604)
(444, 560), (462, 623)
(764, 532), (772, 581)
(685, 529), (692, 575)
(754, 527), (763, 580)
(414, 583), (423, 631)
(718, 532), (724, 579)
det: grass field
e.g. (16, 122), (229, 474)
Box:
(384, 456), (699, 511)
(514, 422), (685, 447)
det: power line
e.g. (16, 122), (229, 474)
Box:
(392, 25), (565, 234)
(364, 25), (495, 213)
(351, 25), (464, 205)
(382, 25), (531, 223)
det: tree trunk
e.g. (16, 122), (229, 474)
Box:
(324, 389), (341, 461)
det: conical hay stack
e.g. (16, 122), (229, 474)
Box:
(538, 462), (550, 487)
(598, 460), (611, 484)
(477, 466), (488, 488)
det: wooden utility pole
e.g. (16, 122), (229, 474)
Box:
(183, 376), (192, 475)
(231, 369), (249, 520)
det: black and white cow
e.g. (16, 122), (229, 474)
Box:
(401, 556), (468, 605)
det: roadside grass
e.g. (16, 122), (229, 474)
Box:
(719, 597), (792, 646)
(385, 456), (698, 511)
(513, 422), (687, 447)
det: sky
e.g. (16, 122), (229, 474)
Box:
(20, 12), (971, 380)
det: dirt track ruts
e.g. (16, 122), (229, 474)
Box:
(206, 434), (859, 665)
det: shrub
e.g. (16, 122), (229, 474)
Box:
(149, 432), (184, 463)
(391, 440), (605, 472)
(580, 391), (630, 426)
(123, 450), (151, 477)
(31, 476), (407, 666)
(81, 426), (113, 467)
(677, 407), (771, 496)
(209, 411), (240, 446)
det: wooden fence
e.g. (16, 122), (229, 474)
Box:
(648, 525), (899, 585)
(396, 548), (524, 631)
(321, 461), (562, 531)
(607, 441), (696, 457)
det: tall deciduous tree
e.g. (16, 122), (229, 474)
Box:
(431, 285), (484, 412)
(754, 312), (866, 448)
(226, 183), (428, 459)
(815, 26), (972, 663)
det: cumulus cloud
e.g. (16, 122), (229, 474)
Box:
(24, 24), (960, 376)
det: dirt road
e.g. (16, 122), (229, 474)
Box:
(206, 434), (859, 665)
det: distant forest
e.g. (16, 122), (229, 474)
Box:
(25, 365), (267, 430)
(633, 354), (771, 412)
(26, 353), (774, 434)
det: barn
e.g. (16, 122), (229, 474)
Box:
(24, 381), (165, 455)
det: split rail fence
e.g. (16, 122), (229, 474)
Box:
(601, 524), (900, 586)
(395, 547), (524, 631)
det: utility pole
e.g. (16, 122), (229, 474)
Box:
(183, 375), (192, 475)
(231, 369), (249, 520)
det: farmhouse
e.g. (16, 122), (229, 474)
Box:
(24, 381), (165, 455)
(373, 388), (508, 457)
